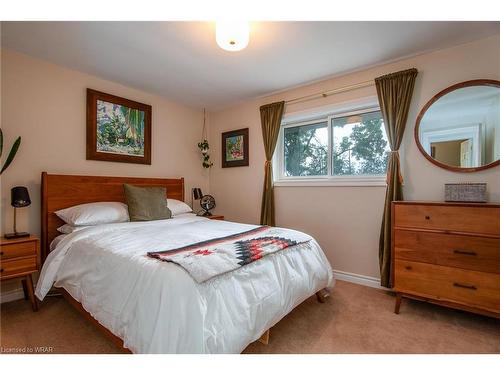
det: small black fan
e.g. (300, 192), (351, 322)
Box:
(199, 195), (216, 216)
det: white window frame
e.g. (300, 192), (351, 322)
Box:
(273, 97), (388, 187)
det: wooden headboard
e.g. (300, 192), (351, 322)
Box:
(41, 172), (184, 264)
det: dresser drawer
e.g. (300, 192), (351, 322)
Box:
(0, 256), (37, 279)
(0, 240), (37, 260)
(394, 204), (500, 235)
(394, 230), (500, 273)
(394, 260), (500, 313)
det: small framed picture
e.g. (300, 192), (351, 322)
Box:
(222, 128), (249, 168)
(87, 89), (152, 164)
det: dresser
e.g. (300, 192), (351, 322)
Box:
(392, 201), (500, 318)
(0, 235), (40, 311)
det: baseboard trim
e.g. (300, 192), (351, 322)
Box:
(1, 287), (25, 303)
(333, 269), (389, 290)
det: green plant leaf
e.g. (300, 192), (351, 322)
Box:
(0, 128), (3, 157)
(0, 136), (21, 174)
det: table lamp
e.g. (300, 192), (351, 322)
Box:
(191, 187), (203, 209)
(4, 186), (31, 239)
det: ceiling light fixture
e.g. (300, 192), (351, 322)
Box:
(215, 21), (249, 52)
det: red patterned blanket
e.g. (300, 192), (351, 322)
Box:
(148, 226), (311, 282)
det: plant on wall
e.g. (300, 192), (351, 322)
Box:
(198, 109), (213, 168)
(0, 128), (21, 174)
(198, 139), (213, 168)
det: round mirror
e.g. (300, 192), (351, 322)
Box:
(415, 79), (500, 172)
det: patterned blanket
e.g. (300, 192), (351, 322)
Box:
(147, 226), (311, 283)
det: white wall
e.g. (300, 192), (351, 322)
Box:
(209, 34), (500, 280)
(1, 49), (209, 295)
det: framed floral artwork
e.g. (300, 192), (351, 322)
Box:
(221, 128), (249, 168)
(86, 89), (152, 164)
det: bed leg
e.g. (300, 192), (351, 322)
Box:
(316, 288), (330, 303)
(258, 329), (270, 345)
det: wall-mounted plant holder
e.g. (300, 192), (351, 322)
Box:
(198, 139), (213, 168)
(198, 109), (213, 168)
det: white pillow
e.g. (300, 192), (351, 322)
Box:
(57, 224), (91, 234)
(167, 199), (192, 216)
(55, 202), (130, 226)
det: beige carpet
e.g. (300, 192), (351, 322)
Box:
(1, 280), (499, 354)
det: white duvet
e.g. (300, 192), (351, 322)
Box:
(36, 214), (334, 353)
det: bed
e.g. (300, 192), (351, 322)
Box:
(35, 172), (334, 353)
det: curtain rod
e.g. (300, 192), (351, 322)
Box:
(285, 80), (375, 106)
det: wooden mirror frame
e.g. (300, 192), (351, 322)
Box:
(414, 79), (500, 173)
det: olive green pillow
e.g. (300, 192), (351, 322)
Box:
(123, 184), (172, 221)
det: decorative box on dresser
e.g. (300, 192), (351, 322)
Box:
(0, 235), (40, 311)
(392, 201), (500, 318)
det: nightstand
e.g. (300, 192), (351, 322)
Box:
(208, 215), (225, 221)
(0, 235), (39, 311)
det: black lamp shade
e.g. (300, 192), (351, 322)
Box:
(11, 186), (31, 208)
(192, 188), (203, 200)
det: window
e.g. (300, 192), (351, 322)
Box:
(284, 121), (328, 177)
(276, 106), (390, 186)
(332, 110), (389, 176)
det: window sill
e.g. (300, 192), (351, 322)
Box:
(274, 176), (387, 187)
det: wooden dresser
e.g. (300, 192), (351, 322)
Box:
(392, 201), (500, 318)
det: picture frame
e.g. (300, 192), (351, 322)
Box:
(86, 89), (152, 164)
(221, 128), (249, 168)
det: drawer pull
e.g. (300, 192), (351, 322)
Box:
(453, 249), (477, 256)
(425, 215), (430, 220)
(0, 268), (3, 273)
(453, 282), (477, 290)
(0, 251), (3, 255)
(405, 265), (412, 270)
